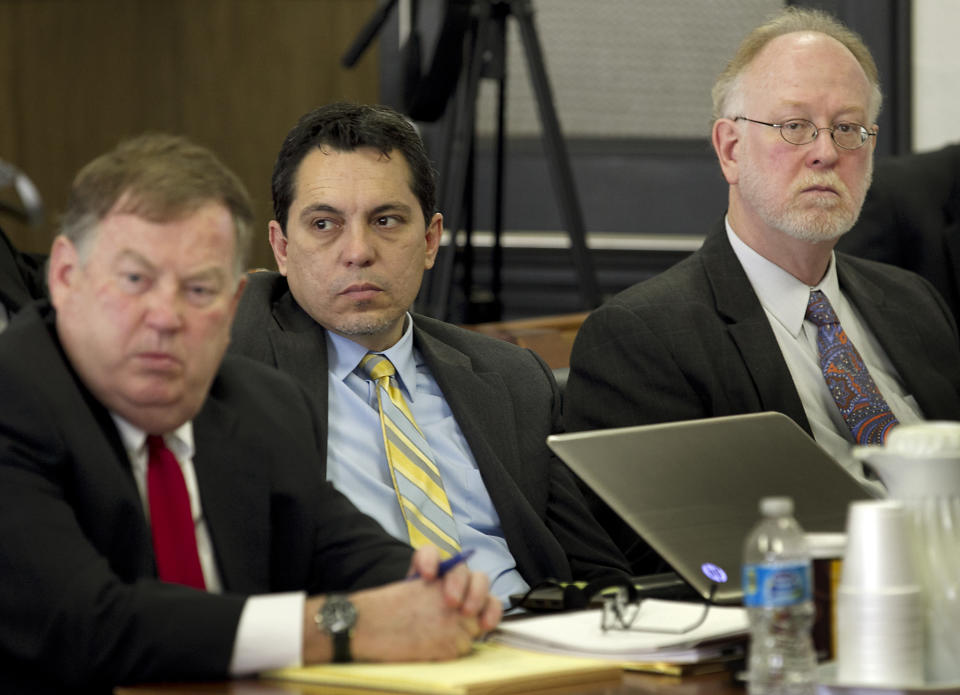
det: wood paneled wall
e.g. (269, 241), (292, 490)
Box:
(0, 0), (379, 269)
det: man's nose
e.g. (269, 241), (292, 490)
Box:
(144, 281), (184, 331)
(807, 127), (841, 167)
(340, 224), (376, 266)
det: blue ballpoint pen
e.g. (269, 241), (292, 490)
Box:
(409, 548), (476, 580)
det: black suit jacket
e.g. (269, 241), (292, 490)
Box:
(839, 143), (960, 326)
(0, 304), (412, 694)
(229, 272), (630, 589)
(565, 222), (960, 570)
(0, 225), (45, 314)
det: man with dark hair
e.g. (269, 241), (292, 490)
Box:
(564, 8), (960, 571)
(231, 102), (629, 604)
(271, 101), (439, 229)
(0, 133), (499, 694)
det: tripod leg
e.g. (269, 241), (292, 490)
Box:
(490, 9), (507, 320)
(511, 0), (601, 308)
(421, 11), (492, 319)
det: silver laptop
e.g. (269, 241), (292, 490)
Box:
(548, 412), (875, 604)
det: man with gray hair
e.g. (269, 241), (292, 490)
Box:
(564, 8), (960, 571)
(0, 134), (499, 694)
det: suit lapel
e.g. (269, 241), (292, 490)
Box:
(193, 392), (271, 593)
(413, 324), (520, 486)
(700, 226), (812, 431)
(30, 305), (156, 580)
(838, 256), (960, 418)
(271, 292), (330, 394)
(266, 290), (330, 462)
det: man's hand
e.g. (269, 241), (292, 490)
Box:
(406, 545), (501, 635)
(302, 546), (501, 663)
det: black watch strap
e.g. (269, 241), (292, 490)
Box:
(331, 626), (351, 664)
(315, 594), (356, 663)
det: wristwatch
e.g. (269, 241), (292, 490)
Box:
(315, 594), (357, 663)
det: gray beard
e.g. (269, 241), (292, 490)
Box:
(737, 158), (872, 244)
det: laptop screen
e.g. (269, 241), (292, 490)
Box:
(549, 412), (874, 604)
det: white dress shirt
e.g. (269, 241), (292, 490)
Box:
(112, 415), (304, 674)
(725, 220), (923, 492)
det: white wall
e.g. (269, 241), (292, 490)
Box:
(912, 0), (960, 152)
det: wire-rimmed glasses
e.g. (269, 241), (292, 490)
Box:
(601, 582), (718, 634)
(735, 116), (877, 150)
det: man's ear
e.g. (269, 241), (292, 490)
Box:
(423, 212), (443, 270)
(268, 221), (289, 275)
(713, 118), (741, 185)
(47, 235), (79, 310)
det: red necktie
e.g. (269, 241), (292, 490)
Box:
(146, 435), (206, 589)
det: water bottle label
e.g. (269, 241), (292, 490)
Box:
(742, 562), (811, 607)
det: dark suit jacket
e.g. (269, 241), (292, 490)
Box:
(229, 272), (630, 589)
(0, 304), (413, 694)
(839, 143), (960, 327)
(564, 222), (960, 570)
(0, 225), (45, 314)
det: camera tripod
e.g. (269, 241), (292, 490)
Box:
(344, 0), (601, 321)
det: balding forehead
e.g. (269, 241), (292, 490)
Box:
(742, 31), (874, 108)
(750, 31), (868, 78)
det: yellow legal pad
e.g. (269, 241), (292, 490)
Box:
(261, 642), (623, 695)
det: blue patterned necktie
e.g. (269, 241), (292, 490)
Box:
(356, 352), (461, 558)
(805, 290), (899, 444)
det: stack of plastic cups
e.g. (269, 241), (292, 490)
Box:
(836, 500), (924, 685)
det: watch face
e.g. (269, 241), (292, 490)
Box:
(323, 596), (357, 634)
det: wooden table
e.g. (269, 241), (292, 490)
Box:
(117, 668), (744, 695)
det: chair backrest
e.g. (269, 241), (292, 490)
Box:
(461, 312), (589, 370)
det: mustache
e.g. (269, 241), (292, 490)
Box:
(333, 278), (387, 294)
(793, 173), (848, 195)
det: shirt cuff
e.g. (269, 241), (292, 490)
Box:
(229, 592), (305, 675)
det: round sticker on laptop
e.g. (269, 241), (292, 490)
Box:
(701, 562), (728, 584)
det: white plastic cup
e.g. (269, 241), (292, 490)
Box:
(835, 500), (925, 686)
(840, 500), (919, 591)
(836, 587), (924, 685)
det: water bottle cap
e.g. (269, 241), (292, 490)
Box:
(759, 496), (793, 516)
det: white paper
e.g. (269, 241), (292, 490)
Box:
(493, 600), (748, 661)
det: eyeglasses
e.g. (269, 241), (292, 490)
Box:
(735, 116), (877, 151)
(601, 582), (718, 634)
(511, 577), (720, 636)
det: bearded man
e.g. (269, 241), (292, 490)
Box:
(563, 8), (960, 573)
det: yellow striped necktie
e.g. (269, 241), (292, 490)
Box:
(356, 352), (461, 558)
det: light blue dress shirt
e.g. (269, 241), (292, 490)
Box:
(325, 315), (530, 604)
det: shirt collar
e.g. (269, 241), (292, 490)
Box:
(111, 414), (195, 462)
(725, 217), (840, 337)
(327, 312), (419, 401)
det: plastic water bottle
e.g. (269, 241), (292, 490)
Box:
(742, 496), (817, 695)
